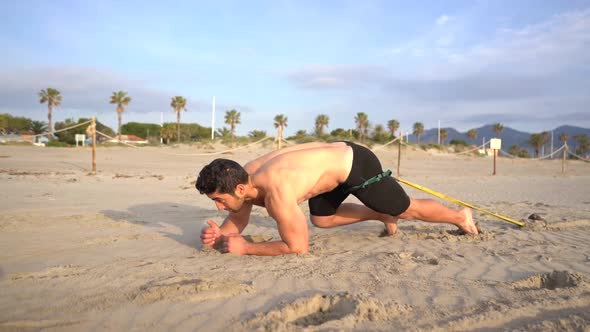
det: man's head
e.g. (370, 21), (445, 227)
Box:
(196, 158), (249, 212)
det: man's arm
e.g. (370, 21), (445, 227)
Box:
(201, 202), (252, 247)
(227, 189), (309, 256)
(219, 202), (253, 234)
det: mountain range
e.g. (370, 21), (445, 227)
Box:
(407, 124), (590, 154)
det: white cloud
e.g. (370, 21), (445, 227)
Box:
(287, 65), (387, 89)
(287, 8), (590, 132)
(436, 15), (453, 25)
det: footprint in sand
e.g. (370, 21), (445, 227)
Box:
(130, 276), (252, 304)
(10, 265), (88, 281)
(243, 293), (411, 330)
(511, 270), (587, 291)
(83, 233), (162, 246)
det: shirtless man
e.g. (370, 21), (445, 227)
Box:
(196, 141), (478, 256)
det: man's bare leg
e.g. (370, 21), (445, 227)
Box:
(399, 199), (478, 235)
(310, 203), (398, 234)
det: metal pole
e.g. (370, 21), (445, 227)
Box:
(437, 120), (440, 145)
(493, 149), (497, 175)
(92, 117), (97, 174)
(551, 131), (554, 159)
(397, 137), (401, 177)
(211, 96), (215, 140)
(160, 112), (163, 144)
(562, 143), (567, 174)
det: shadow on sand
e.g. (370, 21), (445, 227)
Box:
(101, 202), (225, 250)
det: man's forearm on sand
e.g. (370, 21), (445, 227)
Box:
(219, 217), (246, 235)
(243, 240), (305, 256)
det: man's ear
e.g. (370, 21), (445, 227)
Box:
(235, 183), (246, 196)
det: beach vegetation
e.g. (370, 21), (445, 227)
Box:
(419, 143), (442, 151)
(330, 128), (351, 139)
(0, 114), (33, 133)
(121, 122), (162, 140)
(53, 118), (88, 146)
(216, 127), (231, 138)
(248, 130), (267, 139)
(413, 122), (424, 143)
(274, 114), (287, 148)
(449, 139), (468, 146)
(355, 112), (369, 142)
(529, 133), (546, 157)
(46, 140), (69, 147)
(493, 123), (504, 137)
(314, 114), (329, 137)
(109, 91), (132, 141)
(371, 124), (389, 144)
(38, 88), (62, 137)
(160, 122), (210, 144)
(224, 109), (241, 140)
(171, 96), (188, 143)
(440, 128), (448, 145)
(573, 134), (589, 157)
(387, 119), (400, 138)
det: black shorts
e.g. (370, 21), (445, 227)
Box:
(308, 141), (410, 217)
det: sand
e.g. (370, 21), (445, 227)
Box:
(0, 143), (589, 331)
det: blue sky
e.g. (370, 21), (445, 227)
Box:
(1, 0), (589, 136)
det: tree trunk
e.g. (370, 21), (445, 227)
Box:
(177, 111), (181, 143)
(277, 126), (283, 150)
(118, 111), (122, 142)
(48, 105), (53, 139)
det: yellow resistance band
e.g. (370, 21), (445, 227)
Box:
(395, 176), (525, 227)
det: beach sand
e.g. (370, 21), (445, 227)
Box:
(1, 143), (589, 331)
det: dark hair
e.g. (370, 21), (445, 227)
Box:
(196, 158), (249, 195)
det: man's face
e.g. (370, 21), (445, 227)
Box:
(207, 190), (245, 213)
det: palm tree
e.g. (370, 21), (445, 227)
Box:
(110, 91), (132, 141)
(493, 123), (504, 138)
(216, 127), (231, 138)
(467, 129), (478, 142)
(529, 133), (544, 157)
(30, 120), (48, 143)
(387, 119), (400, 138)
(171, 96), (187, 143)
(315, 114), (329, 137)
(559, 133), (569, 148)
(573, 134), (589, 156)
(161, 124), (175, 144)
(372, 124), (389, 143)
(540, 131), (550, 156)
(413, 122), (425, 144)
(274, 114), (288, 149)
(224, 109), (241, 138)
(38, 88), (62, 138)
(355, 112), (369, 142)
(440, 128), (448, 145)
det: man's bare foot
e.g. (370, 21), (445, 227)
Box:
(458, 208), (478, 235)
(381, 215), (399, 235)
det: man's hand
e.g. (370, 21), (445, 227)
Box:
(200, 220), (221, 247)
(220, 234), (248, 254)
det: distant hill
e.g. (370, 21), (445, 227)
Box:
(408, 124), (590, 155)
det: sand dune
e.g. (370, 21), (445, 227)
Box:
(0, 144), (589, 331)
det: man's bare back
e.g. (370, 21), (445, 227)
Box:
(246, 142), (354, 204)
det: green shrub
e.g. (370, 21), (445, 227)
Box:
(449, 139), (468, 146)
(46, 140), (69, 147)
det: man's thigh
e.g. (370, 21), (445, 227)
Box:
(353, 177), (410, 216)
